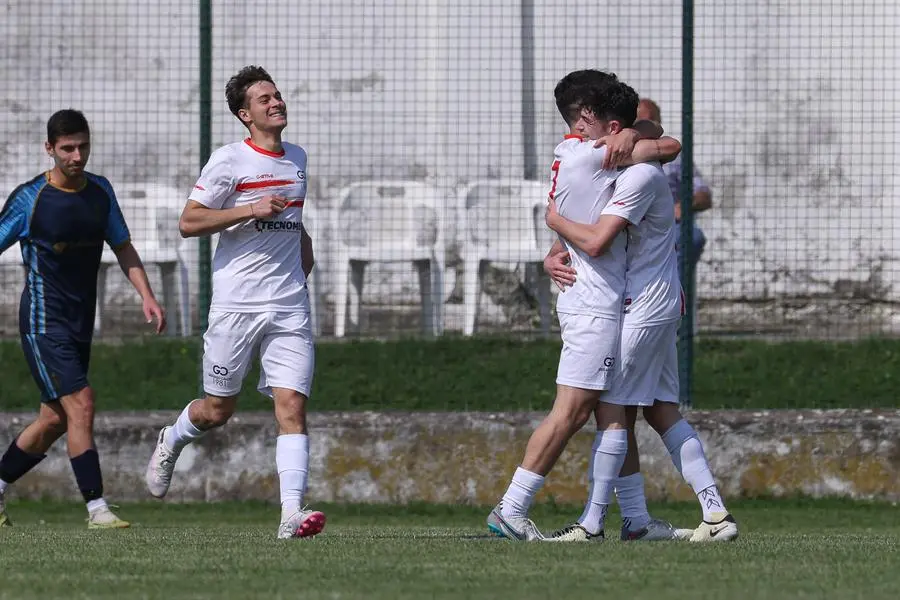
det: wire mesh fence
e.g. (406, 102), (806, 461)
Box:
(1, 0), (897, 343)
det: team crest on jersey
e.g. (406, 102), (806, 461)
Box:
(297, 170), (306, 181)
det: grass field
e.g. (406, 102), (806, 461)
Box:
(0, 499), (897, 600)
(2, 337), (900, 410)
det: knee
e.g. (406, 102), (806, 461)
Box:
(550, 402), (593, 434)
(274, 391), (307, 433)
(62, 390), (95, 428)
(39, 410), (67, 435)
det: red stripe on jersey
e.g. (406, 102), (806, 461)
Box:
(235, 179), (296, 191)
(548, 160), (561, 200)
(244, 138), (285, 157)
(194, 184), (206, 191)
(285, 199), (305, 207)
(564, 134), (585, 141)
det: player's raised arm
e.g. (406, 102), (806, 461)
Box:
(596, 132), (682, 168)
(178, 146), (283, 238)
(545, 197), (629, 258)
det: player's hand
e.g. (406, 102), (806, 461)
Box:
(545, 197), (561, 230)
(673, 201), (682, 222)
(595, 129), (641, 168)
(251, 195), (287, 219)
(544, 251), (576, 291)
(143, 297), (167, 334)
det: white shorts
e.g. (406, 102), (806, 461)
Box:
(555, 313), (621, 391)
(202, 310), (315, 398)
(605, 322), (680, 406)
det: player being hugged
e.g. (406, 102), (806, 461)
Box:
(0, 109), (166, 529)
(144, 66), (324, 539)
(544, 86), (739, 543)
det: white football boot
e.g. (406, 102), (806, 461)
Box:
(486, 504), (545, 541)
(689, 514), (739, 542)
(145, 426), (179, 498)
(277, 507), (327, 539)
(544, 523), (605, 542)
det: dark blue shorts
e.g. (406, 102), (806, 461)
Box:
(20, 333), (92, 402)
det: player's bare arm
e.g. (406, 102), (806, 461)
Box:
(545, 197), (629, 258)
(595, 119), (664, 167)
(598, 134), (682, 168)
(544, 239), (576, 290)
(300, 224), (314, 277)
(112, 241), (167, 334)
(179, 194), (286, 238)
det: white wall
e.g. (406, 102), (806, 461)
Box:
(2, 0), (897, 332)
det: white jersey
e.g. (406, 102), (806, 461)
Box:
(189, 138), (309, 313)
(550, 135), (625, 319)
(601, 162), (684, 326)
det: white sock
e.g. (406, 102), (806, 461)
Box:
(0, 479), (9, 495)
(164, 400), (206, 453)
(578, 429), (628, 535)
(615, 472), (651, 531)
(86, 498), (108, 515)
(500, 467), (544, 519)
(662, 419), (728, 521)
(276, 434), (309, 520)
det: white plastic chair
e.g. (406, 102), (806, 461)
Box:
(459, 180), (555, 336)
(96, 183), (191, 337)
(332, 181), (444, 337)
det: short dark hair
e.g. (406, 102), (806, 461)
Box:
(583, 79), (639, 128)
(554, 69), (619, 125)
(47, 109), (90, 145)
(225, 65), (276, 119)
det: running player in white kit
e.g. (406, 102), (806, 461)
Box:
(144, 66), (325, 539)
(544, 116), (739, 543)
(487, 71), (683, 541)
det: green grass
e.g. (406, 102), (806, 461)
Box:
(1, 337), (899, 411)
(0, 499), (897, 600)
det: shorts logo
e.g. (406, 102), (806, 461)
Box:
(603, 356), (615, 368)
(210, 364), (231, 388)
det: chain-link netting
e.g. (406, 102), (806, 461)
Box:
(1, 0), (896, 342)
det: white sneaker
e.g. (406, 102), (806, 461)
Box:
(621, 518), (693, 541)
(277, 507), (326, 539)
(544, 523), (604, 542)
(145, 426), (179, 498)
(0, 491), (11, 527)
(690, 514), (739, 542)
(87, 506), (130, 529)
(486, 504), (544, 541)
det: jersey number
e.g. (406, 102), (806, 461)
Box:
(548, 160), (561, 200)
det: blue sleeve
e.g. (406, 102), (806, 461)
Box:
(94, 176), (131, 248)
(0, 187), (29, 254)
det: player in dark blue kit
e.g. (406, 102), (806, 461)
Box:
(0, 109), (166, 529)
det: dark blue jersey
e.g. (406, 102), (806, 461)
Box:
(0, 172), (130, 340)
